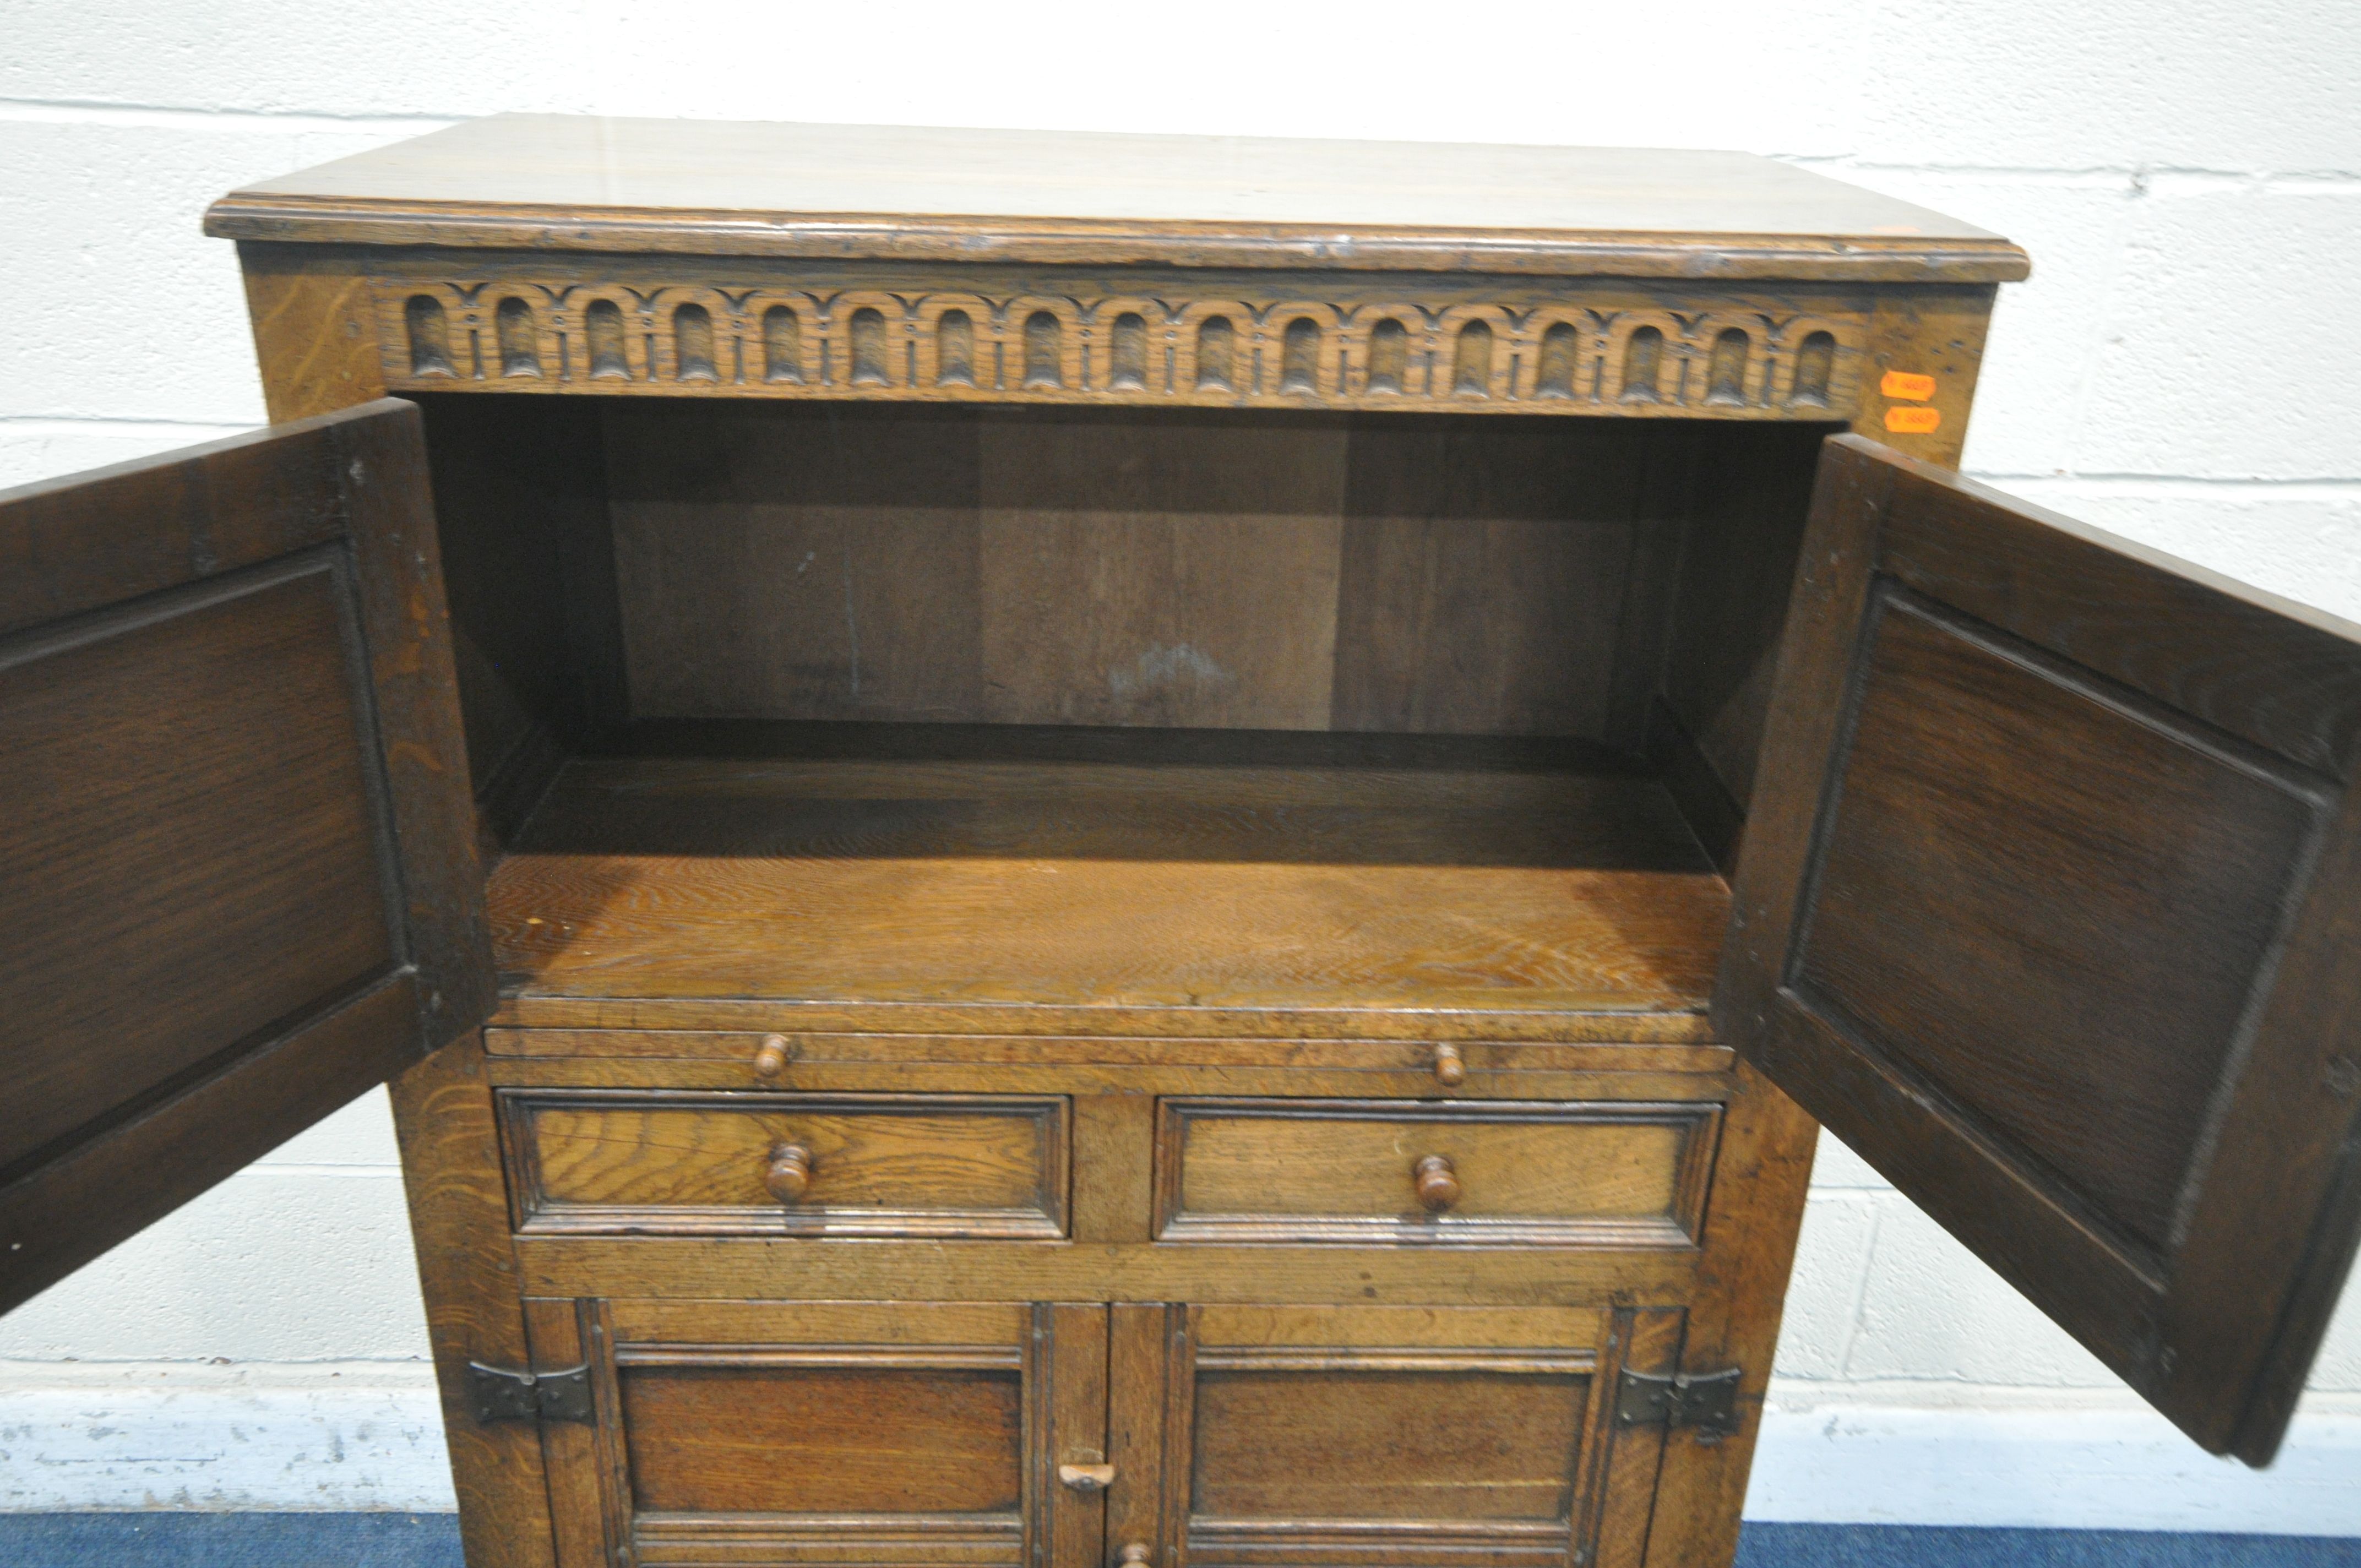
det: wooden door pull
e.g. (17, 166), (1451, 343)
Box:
(1413, 1153), (1461, 1211)
(1432, 1044), (1466, 1086)
(752, 1033), (794, 1077)
(1117, 1547), (1152, 1568)
(1058, 1462), (1116, 1491)
(764, 1142), (814, 1202)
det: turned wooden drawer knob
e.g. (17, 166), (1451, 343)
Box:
(764, 1142), (815, 1202)
(1413, 1153), (1461, 1212)
(1432, 1044), (1466, 1086)
(1058, 1461), (1116, 1492)
(1117, 1545), (1152, 1568)
(752, 1033), (794, 1077)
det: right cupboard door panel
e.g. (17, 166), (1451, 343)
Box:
(1107, 1304), (1681, 1568)
(1720, 433), (2361, 1465)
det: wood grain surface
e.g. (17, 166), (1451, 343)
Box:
(1637, 1062), (1816, 1568)
(235, 244), (388, 422)
(395, 1036), (561, 1568)
(621, 1360), (1025, 1515)
(599, 404), (1702, 739)
(1655, 423), (1835, 808)
(1717, 434), (2361, 1466)
(486, 752), (1727, 1035)
(1189, 1357), (1588, 1522)
(0, 401), (491, 1315)
(1192, 1305), (1602, 1351)
(0, 567), (390, 1175)
(526, 1297), (1108, 1568)
(974, 413), (1347, 730)
(518, 1235), (1704, 1307)
(482, 1028), (1731, 1079)
(502, 1090), (1067, 1239)
(205, 116), (2027, 282)
(1104, 1303), (1650, 1568)
(1799, 592), (2315, 1253)
(603, 402), (986, 726)
(415, 394), (626, 821)
(1158, 1099), (1717, 1246)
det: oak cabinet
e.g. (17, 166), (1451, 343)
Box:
(4, 115), (2359, 1568)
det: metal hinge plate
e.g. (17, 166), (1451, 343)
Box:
(466, 1362), (593, 1424)
(1615, 1366), (1743, 1437)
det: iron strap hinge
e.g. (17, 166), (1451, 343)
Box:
(1614, 1366), (1743, 1436)
(466, 1361), (593, 1424)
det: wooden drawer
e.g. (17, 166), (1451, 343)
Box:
(1155, 1098), (1718, 1246)
(498, 1090), (1068, 1239)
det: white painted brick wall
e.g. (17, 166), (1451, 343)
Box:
(3, 0), (2358, 1529)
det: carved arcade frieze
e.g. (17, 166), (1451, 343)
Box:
(372, 268), (1870, 418)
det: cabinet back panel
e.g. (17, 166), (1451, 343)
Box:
(1335, 419), (1671, 738)
(597, 403), (1695, 741)
(603, 401), (984, 725)
(975, 413), (1346, 729)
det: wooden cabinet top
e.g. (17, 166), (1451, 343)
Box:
(204, 113), (2028, 283)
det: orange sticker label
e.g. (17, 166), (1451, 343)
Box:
(1885, 406), (1943, 435)
(1881, 370), (1938, 401)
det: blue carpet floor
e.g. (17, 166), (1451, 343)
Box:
(0, 1517), (2354, 1566)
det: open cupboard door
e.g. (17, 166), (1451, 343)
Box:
(1717, 433), (2361, 1465)
(0, 399), (491, 1316)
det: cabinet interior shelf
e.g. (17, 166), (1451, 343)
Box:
(485, 725), (1729, 1035)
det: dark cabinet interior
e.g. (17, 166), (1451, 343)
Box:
(421, 396), (1839, 1028)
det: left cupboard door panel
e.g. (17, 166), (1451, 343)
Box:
(527, 1299), (1109, 1568)
(0, 399), (490, 1315)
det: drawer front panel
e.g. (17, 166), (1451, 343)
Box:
(500, 1090), (1068, 1238)
(1157, 1099), (1718, 1246)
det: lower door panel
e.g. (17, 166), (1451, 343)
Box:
(1107, 1304), (1681, 1568)
(524, 1299), (1107, 1568)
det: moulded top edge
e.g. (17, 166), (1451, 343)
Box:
(201, 115), (2032, 284)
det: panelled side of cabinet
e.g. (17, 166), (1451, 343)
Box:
(237, 244), (389, 421)
(1859, 284), (1998, 470)
(1639, 1063), (1820, 1568)
(389, 1035), (561, 1568)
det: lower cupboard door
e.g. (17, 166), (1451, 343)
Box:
(523, 1299), (1108, 1568)
(1106, 1304), (1682, 1568)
